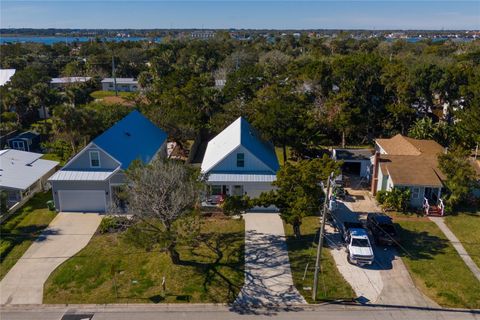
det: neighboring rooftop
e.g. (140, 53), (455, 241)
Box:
(101, 78), (138, 84)
(0, 69), (16, 86)
(92, 110), (167, 169)
(201, 117), (279, 174)
(7, 131), (39, 141)
(0, 149), (58, 190)
(50, 77), (91, 84)
(334, 148), (373, 161)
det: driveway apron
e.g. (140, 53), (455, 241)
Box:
(236, 213), (306, 306)
(0, 212), (102, 305)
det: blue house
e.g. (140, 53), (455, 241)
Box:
(7, 131), (40, 152)
(49, 110), (167, 212)
(201, 117), (279, 200)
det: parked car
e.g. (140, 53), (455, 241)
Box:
(206, 194), (225, 205)
(366, 213), (399, 246)
(343, 222), (375, 266)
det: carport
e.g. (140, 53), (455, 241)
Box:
(332, 148), (373, 178)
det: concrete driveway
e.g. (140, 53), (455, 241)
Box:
(0, 212), (102, 305)
(327, 189), (438, 307)
(236, 213), (306, 306)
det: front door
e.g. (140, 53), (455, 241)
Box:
(425, 187), (438, 203)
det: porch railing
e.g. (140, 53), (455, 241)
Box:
(438, 198), (445, 216)
(423, 197), (430, 215)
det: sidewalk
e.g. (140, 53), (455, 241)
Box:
(429, 217), (480, 283)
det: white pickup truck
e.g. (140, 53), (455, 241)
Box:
(343, 222), (375, 266)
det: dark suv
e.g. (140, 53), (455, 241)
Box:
(366, 213), (399, 246)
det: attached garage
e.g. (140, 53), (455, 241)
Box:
(58, 190), (107, 212)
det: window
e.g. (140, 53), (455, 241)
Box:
(411, 187), (420, 199)
(211, 185), (222, 195)
(89, 151), (100, 168)
(236, 153), (245, 167)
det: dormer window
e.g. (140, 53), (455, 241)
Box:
(236, 153), (244, 167)
(89, 151), (100, 168)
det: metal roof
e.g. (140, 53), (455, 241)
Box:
(207, 173), (276, 183)
(333, 148), (373, 161)
(49, 170), (115, 181)
(50, 77), (91, 84)
(201, 117), (279, 174)
(101, 78), (138, 84)
(0, 69), (15, 86)
(92, 110), (167, 169)
(0, 149), (58, 190)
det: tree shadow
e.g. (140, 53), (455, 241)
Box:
(0, 225), (59, 263)
(394, 223), (449, 260)
(174, 230), (245, 303)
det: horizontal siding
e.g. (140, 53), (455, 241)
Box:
(65, 145), (119, 170)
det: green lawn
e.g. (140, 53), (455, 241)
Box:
(90, 90), (135, 99)
(0, 192), (57, 280)
(444, 212), (480, 268)
(284, 217), (355, 303)
(44, 218), (244, 304)
(394, 218), (480, 309)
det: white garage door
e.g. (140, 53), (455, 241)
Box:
(58, 190), (106, 212)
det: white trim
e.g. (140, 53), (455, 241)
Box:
(12, 140), (26, 151)
(89, 150), (101, 168)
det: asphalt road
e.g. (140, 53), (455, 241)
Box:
(1, 304), (479, 320)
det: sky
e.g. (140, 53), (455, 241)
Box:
(1, 1), (479, 30)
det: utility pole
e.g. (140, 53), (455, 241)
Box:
(312, 172), (333, 301)
(112, 53), (118, 97)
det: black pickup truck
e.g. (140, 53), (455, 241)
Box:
(366, 213), (399, 246)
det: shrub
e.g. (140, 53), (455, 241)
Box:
(98, 216), (131, 234)
(221, 195), (253, 216)
(376, 190), (388, 205)
(378, 188), (411, 212)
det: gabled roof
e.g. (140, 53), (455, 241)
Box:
(201, 117), (279, 173)
(376, 134), (444, 156)
(8, 131), (39, 142)
(0, 149), (58, 190)
(375, 134), (446, 187)
(92, 110), (167, 169)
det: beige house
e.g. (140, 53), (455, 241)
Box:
(371, 134), (446, 214)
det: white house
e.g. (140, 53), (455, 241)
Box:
(101, 78), (139, 92)
(0, 149), (58, 210)
(201, 117), (279, 199)
(0, 69), (16, 87)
